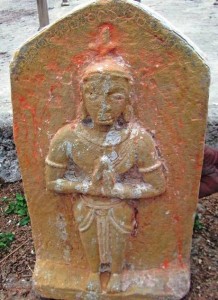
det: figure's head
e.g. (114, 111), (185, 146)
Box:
(80, 58), (133, 126)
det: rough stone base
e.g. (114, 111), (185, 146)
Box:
(33, 260), (190, 300)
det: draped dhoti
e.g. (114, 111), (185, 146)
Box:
(74, 195), (133, 264)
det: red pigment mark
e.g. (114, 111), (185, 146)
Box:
(46, 62), (59, 72)
(50, 84), (58, 93)
(166, 50), (176, 59)
(173, 214), (180, 223)
(162, 258), (170, 269)
(19, 97), (36, 117)
(195, 152), (204, 171)
(71, 53), (88, 68)
(18, 96), (40, 160)
(34, 74), (45, 84)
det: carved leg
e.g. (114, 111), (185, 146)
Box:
(79, 222), (101, 292)
(106, 226), (127, 293)
(106, 204), (132, 293)
(74, 200), (101, 292)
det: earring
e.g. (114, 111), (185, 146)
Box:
(123, 104), (133, 122)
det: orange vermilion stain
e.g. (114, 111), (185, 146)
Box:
(46, 62), (59, 71)
(34, 74), (45, 84)
(173, 214), (180, 223)
(18, 96), (40, 161)
(162, 258), (170, 269)
(50, 84), (56, 93)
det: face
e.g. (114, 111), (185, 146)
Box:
(82, 74), (130, 126)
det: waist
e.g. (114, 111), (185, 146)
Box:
(79, 194), (123, 209)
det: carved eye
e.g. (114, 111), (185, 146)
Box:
(110, 93), (125, 101)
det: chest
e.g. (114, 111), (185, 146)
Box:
(71, 138), (136, 175)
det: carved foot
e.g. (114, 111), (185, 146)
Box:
(86, 272), (101, 292)
(107, 273), (122, 293)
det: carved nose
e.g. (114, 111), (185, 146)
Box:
(101, 100), (111, 113)
(105, 104), (111, 112)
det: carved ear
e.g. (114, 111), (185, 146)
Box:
(123, 104), (133, 122)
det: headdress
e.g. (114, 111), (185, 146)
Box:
(81, 25), (132, 82)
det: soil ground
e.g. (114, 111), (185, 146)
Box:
(0, 181), (217, 300)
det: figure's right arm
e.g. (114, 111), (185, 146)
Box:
(45, 126), (77, 193)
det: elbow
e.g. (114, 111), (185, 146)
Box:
(157, 184), (166, 195)
(45, 179), (56, 192)
(156, 177), (166, 196)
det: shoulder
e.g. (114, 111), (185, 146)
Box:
(50, 124), (75, 144)
(130, 123), (160, 169)
(46, 124), (77, 165)
(130, 122), (156, 151)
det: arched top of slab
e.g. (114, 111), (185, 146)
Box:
(11, 0), (209, 75)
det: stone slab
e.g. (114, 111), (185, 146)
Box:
(11, 0), (209, 298)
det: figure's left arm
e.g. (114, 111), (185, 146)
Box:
(136, 131), (166, 197)
(110, 131), (166, 199)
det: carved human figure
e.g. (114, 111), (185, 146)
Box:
(45, 57), (166, 293)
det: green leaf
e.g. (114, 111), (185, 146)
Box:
(19, 216), (30, 226)
(5, 233), (15, 241)
(3, 194), (29, 225)
(17, 209), (27, 216)
(0, 232), (15, 249)
(16, 193), (24, 201)
(194, 213), (204, 231)
(0, 242), (7, 249)
(5, 202), (16, 214)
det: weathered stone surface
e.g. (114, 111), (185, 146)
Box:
(10, 0), (209, 299)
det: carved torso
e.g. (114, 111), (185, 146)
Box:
(46, 121), (160, 184)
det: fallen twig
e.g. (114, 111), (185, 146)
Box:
(27, 262), (33, 273)
(0, 239), (29, 265)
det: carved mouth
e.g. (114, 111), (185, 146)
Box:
(97, 113), (113, 124)
(97, 119), (113, 125)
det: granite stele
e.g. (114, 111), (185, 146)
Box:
(10, 0), (210, 299)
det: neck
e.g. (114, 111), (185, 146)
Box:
(81, 118), (129, 133)
(93, 123), (114, 132)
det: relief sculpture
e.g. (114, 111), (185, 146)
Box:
(45, 26), (166, 293)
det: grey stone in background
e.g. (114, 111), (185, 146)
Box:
(206, 105), (218, 148)
(0, 118), (21, 184)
